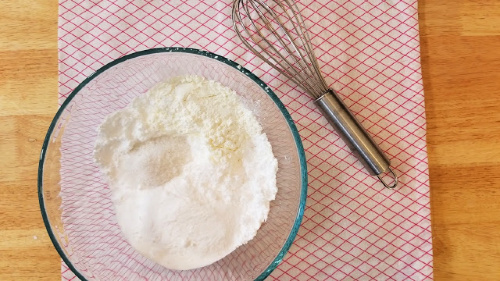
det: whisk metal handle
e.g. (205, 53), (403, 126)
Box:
(315, 90), (398, 189)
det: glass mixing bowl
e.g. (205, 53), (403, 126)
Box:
(38, 48), (307, 280)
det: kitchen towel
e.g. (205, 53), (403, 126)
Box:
(58, 0), (432, 280)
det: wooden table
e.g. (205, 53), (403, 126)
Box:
(1, 0), (499, 280)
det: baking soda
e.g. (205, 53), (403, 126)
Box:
(94, 75), (278, 270)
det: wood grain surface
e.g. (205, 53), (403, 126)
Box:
(1, 0), (499, 280)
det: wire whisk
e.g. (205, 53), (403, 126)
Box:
(232, 0), (398, 188)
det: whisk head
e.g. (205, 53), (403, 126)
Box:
(232, 0), (329, 99)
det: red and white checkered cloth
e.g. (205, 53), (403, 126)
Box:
(58, 0), (432, 280)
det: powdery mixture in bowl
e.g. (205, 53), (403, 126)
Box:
(93, 75), (278, 270)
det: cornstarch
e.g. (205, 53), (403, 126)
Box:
(93, 75), (278, 270)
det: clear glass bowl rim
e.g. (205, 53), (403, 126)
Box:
(38, 47), (308, 281)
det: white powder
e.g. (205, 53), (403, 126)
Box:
(94, 75), (278, 270)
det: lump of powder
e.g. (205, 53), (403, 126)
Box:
(93, 75), (278, 270)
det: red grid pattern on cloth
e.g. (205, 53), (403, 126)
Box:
(58, 0), (432, 280)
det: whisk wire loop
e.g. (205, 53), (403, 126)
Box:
(233, 0), (329, 97)
(282, 0), (329, 92)
(240, 0), (315, 93)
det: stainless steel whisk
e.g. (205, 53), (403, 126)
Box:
(232, 0), (398, 188)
